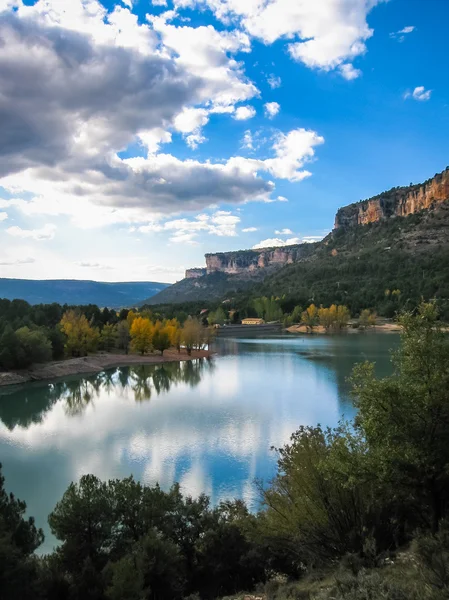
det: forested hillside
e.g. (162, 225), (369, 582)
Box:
(146, 201), (449, 317)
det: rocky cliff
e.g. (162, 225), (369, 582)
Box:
(185, 268), (207, 279)
(205, 245), (309, 275)
(335, 167), (449, 229)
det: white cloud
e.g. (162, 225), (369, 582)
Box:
(275, 228), (293, 235)
(174, 107), (209, 134)
(390, 25), (415, 42)
(75, 261), (113, 269)
(302, 235), (324, 243)
(0, 256), (35, 266)
(252, 237), (301, 249)
(339, 63), (362, 80)
(152, 0), (167, 5)
(267, 74), (282, 89)
(234, 105), (256, 120)
(6, 224), (57, 241)
(186, 133), (207, 149)
(277, 195), (288, 202)
(404, 86), (432, 101)
(179, 0), (383, 78)
(241, 130), (254, 150)
(0, 0), (326, 243)
(0, 212), (8, 221)
(399, 26), (415, 34)
(264, 101), (280, 119)
(137, 211), (241, 244)
(242, 227), (258, 232)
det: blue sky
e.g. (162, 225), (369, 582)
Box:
(0, 0), (448, 283)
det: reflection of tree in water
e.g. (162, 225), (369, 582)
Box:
(0, 359), (215, 427)
(61, 376), (103, 416)
(127, 358), (215, 403)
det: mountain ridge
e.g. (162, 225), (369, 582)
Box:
(144, 166), (449, 307)
(0, 279), (170, 308)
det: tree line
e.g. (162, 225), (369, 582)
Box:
(0, 299), (211, 370)
(2, 303), (449, 599)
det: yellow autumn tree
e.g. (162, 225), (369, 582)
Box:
(359, 309), (377, 328)
(60, 310), (99, 357)
(126, 310), (139, 329)
(302, 304), (319, 330)
(164, 319), (181, 351)
(130, 317), (153, 355)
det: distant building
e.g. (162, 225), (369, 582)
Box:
(241, 318), (265, 325)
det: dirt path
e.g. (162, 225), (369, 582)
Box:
(0, 349), (210, 387)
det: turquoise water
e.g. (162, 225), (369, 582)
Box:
(0, 333), (398, 554)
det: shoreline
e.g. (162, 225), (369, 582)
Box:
(286, 323), (402, 335)
(0, 349), (211, 388)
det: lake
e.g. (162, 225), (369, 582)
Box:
(0, 333), (398, 554)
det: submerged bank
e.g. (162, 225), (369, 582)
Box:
(0, 349), (210, 387)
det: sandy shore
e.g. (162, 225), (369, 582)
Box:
(286, 323), (402, 335)
(0, 349), (210, 388)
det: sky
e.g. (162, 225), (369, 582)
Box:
(0, 0), (448, 284)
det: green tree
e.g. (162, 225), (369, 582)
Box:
(0, 463), (44, 599)
(100, 323), (117, 352)
(48, 474), (114, 572)
(351, 302), (449, 533)
(152, 329), (171, 356)
(15, 327), (52, 365)
(116, 320), (130, 354)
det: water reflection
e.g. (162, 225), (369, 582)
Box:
(0, 336), (398, 554)
(0, 359), (215, 427)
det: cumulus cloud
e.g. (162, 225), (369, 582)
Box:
(177, 0), (382, 78)
(242, 227), (258, 232)
(234, 106), (257, 120)
(275, 228), (293, 235)
(264, 102), (280, 119)
(137, 211), (241, 244)
(0, 0), (325, 230)
(390, 25), (415, 42)
(0, 127), (322, 225)
(252, 237), (301, 249)
(0, 256), (35, 266)
(339, 63), (362, 80)
(0, 212), (8, 222)
(404, 86), (432, 101)
(267, 74), (282, 89)
(6, 224), (57, 241)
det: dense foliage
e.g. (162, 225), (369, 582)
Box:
(1, 304), (449, 599)
(0, 300), (210, 370)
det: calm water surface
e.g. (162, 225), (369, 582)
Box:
(0, 333), (398, 553)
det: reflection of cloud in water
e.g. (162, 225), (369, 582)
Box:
(0, 336), (398, 553)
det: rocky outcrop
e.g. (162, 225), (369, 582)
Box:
(185, 268), (207, 279)
(205, 245), (307, 275)
(335, 167), (449, 229)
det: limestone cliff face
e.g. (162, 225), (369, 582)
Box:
(335, 167), (449, 229)
(205, 245), (305, 275)
(185, 268), (207, 279)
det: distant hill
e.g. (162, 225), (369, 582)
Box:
(143, 166), (449, 314)
(0, 279), (170, 308)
